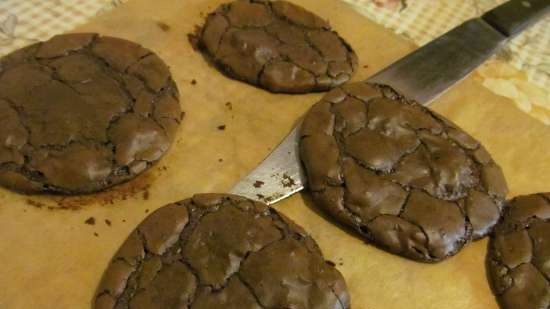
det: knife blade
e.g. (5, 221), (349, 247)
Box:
(229, 0), (550, 204)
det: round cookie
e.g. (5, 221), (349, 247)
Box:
(0, 33), (182, 194)
(198, 0), (358, 93)
(300, 82), (508, 262)
(488, 193), (550, 309)
(93, 194), (350, 309)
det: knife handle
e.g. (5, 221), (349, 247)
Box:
(482, 0), (550, 38)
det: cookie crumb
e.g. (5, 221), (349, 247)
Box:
(225, 102), (233, 110)
(85, 217), (96, 225)
(191, 79), (197, 85)
(105, 219), (112, 227)
(253, 180), (265, 188)
(218, 158), (223, 162)
(94, 232), (99, 237)
(122, 219), (127, 223)
(217, 124), (226, 131)
(145, 209), (150, 213)
(326, 260), (336, 267)
(187, 32), (200, 51)
(281, 174), (296, 188)
(363, 65), (369, 69)
(156, 21), (171, 32)
(26, 199), (45, 209)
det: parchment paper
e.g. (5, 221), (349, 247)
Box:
(1, 0), (549, 308)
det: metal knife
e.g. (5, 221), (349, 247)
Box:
(230, 0), (550, 204)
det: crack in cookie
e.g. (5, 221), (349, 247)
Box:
(488, 193), (550, 309)
(300, 82), (508, 262)
(93, 194), (350, 309)
(0, 33), (182, 194)
(196, 0), (358, 93)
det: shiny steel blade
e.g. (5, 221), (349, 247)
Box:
(229, 125), (305, 205)
(368, 18), (506, 104)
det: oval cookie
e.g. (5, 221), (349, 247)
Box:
(300, 82), (508, 262)
(93, 194), (350, 309)
(488, 193), (550, 309)
(0, 33), (182, 194)
(198, 0), (358, 93)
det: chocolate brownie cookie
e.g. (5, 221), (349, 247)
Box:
(198, 0), (358, 93)
(300, 82), (508, 262)
(0, 33), (182, 194)
(93, 194), (350, 309)
(488, 193), (550, 309)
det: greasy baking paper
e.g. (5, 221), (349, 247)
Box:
(1, 1), (550, 308)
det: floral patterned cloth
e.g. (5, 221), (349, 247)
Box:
(0, 0), (549, 123)
(0, 0), (126, 55)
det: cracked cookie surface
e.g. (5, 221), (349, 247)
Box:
(488, 193), (550, 309)
(299, 82), (508, 262)
(93, 194), (350, 309)
(0, 33), (182, 194)
(198, 0), (358, 93)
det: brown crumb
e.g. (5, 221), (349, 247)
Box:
(122, 219), (127, 223)
(253, 180), (265, 188)
(94, 232), (99, 237)
(191, 79), (197, 85)
(85, 217), (96, 225)
(326, 260), (336, 267)
(281, 174), (296, 188)
(145, 209), (150, 213)
(180, 111), (186, 121)
(217, 124), (226, 131)
(363, 65), (369, 69)
(105, 219), (112, 227)
(26, 199), (45, 209)
(218, 158), (223, 162)
(156, 21), (171, 32)
(225, 102), (233, 110)
(187, 32), (200, 51)
(143, 190), (150, 200)
(48, 204), (81, 211)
